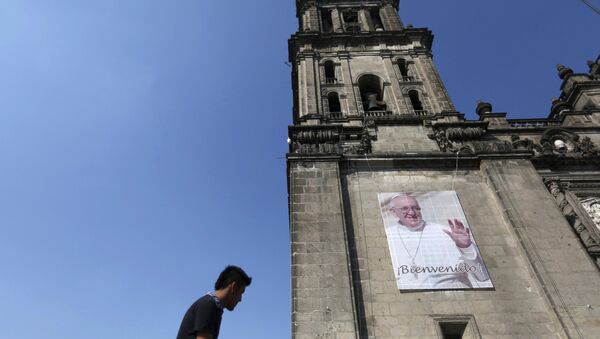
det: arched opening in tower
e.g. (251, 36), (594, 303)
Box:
(342, 10), (360, 33)
(321, 9), (333, 33)
(369, 8), (383, 31)
(358, 74), (386, 112)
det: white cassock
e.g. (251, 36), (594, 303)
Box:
(386, 220), (491, 290)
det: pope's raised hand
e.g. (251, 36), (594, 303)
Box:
(443, 218), (471, 248)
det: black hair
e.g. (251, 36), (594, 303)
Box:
(214, 265), (252, 290)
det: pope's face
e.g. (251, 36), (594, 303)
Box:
(390, 196), (422, 228)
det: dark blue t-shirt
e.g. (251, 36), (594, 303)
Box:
(176, 294), (223, 339)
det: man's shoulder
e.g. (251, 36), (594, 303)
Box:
(190, 294), (218, 311)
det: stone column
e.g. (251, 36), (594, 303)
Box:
(303, 6), (320, 32)
(331, 8), (343, 32)
(298, 52), (320, 116)
(379, 4), (403, 31)
(358, 8), (371, 32)
(297, 57), (307, 117)
(381, 52), (405, 114)
(412, 54), (456, 112)
(289, 161), (359, 339)
(338, 52), (359, 114)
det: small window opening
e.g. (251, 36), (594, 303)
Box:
(324, 61), (336, 83)
(398, 58), (414, 82)
(327, 92), (341, 113)
(397, 59), (408, 76)
(408, 90), (423, 111)
(439, 322), (468, 339)
(321, 9), (333, 32)
(343, 11), (360, 33)
(369, 8), (383, 31)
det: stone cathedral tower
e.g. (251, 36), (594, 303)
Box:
(287, 1), (600, 338)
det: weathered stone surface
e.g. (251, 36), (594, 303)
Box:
(288, 2), (600, 338)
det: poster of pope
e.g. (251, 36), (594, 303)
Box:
(378, 191), (494, 290)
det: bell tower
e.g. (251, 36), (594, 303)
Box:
(290, 0), (455, 125)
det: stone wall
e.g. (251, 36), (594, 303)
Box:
(289, 161), (358, 339)
(371, 125), (439, 153)
(340, 165), (566, 338)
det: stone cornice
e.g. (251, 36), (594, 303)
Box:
(288, 29), (433, 61)
(295, 0), (400, 16)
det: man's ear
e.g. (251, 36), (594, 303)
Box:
(228, 281), (238, 293)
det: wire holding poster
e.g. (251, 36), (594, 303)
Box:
(378, 191), (494, 291)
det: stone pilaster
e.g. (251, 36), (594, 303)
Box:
(380, 4), (403, 31)
(331, 8), (343, 32)
(338, 52), (359, 114)
(381, 51), (406, 114)
(483, 159), (600, 339)
(413, 55), (456, 112)
(290, 161), (359, 339)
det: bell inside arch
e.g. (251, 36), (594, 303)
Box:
(365, 93), (386, 111)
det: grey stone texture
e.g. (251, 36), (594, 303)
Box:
(379, 4), (403, 31)
(290, 161), (359, 339)
(288, 1), (600, 338)
(340, 165), (566, 338)
(371, 125), (438, 153)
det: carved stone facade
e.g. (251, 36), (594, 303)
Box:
(544, 178), (600, 268)
(287, 1), (600, 338)
(580, 197), (600, 231)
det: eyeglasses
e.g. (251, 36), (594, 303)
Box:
(390, 206), (421, 213)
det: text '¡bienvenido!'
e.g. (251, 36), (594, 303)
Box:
(397, 263), (483, 275)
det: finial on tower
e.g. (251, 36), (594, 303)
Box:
(475, 100), (493, 116)
(557, 64), (573, 79)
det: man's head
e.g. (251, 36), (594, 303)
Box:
(214, 265), (252, 311)
(389, 194), (423, 228)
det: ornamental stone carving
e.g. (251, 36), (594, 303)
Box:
(544, 178), (600, 268)
(444, 127), (486, 141)
(288, 123), (377, 155)
(580, 196), (600, 232)
(512, 130), (600, 158)
(345, 122), (376, 155)
(427, 129), (454, 152)
(427, 123), (515, 154)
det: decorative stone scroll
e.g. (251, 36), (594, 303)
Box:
(428, 126), (487, 152)
(428, 122), (514, 154)
(544, 178), (600, 268)
(288, 122), (377, 155)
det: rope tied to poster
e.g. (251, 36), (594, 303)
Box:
(450, 149), (461, 191)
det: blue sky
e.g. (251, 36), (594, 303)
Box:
(0, 1), (597, 338)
